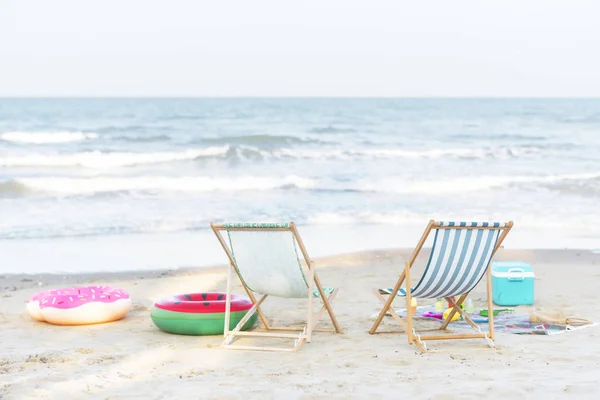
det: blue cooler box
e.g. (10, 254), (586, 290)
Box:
(491, 261), (534, 306)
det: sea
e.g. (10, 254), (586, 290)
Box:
(1, 98), (599, 274)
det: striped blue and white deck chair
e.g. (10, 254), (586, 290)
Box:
(370, 220), (513, 352)
(211, 222), (342, 352)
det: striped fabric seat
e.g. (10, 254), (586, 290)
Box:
(370, 219), (513, 352)
(392, 221), (504, 299)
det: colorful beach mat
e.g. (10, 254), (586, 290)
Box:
(392, 306), (597, 336)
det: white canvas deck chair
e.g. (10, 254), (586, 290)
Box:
(370, 220), (513, 352)
(211, 222), (342, 352)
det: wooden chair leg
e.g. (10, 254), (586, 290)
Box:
(223, 294), (268, 346)
(306, 266), (314, 343)
(405, 261), (413, 344)
(371, 289), (408, 332)
(440, 293), (468, 330)
(486, 266), (495, 341)
(310, 289), (340, 330)
(369, 277), (406, 334)
(313, 275), (342, 333)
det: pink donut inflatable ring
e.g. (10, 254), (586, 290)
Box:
(26, 286), (131, 326)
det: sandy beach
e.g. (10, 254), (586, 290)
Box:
(3, 0), (600, 398)
(1, 248), (599, 399)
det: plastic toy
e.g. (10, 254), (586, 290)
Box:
(479, 308), (514, 317)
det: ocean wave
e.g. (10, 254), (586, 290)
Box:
(449, 133), (548, 141)
(542, 177), (600, 196)
(308, 212), (427, 226)
(201, 134), (330, 146)
(7, 175), (315, 195)
(96, 125), (170, 133)
(163, 114), (207, 121)
(0, 131), (98, 144)
(363, 171), (600, 195)
(8, 170), (598, 198)
(309, 125), (356, 134)
(192, 144), (541, 161)
(0, 180), (33, 198)
(269, 145), (540, 160)
(360, 146), (538, 159)
(307, 212), (599, 230)
(111, 134), (172, 143)
(0, 223), (197, 241)
(1, 211), (595, 242)
(0, 144), (542, 169)
(0, 146), (228, 169)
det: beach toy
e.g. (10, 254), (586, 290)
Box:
(422, 311), (444, 320)
(409, 298), (417, 315)
(151, 292), (258, 336)
(479, 308), (514, 317)
(435, 298), (445, 312)
(464, 298), (475, 314)
(26, 286), (131, 325)
(443, 308), (461, 322)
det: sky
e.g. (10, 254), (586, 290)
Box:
(1, 0), (599, 97)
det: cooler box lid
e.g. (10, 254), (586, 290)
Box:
(491, 261), (534, 278)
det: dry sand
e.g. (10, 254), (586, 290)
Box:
(1, 248), (599, 399)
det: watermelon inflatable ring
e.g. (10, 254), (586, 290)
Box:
(151, 292), (258, 335)
(26, 286), (131, 325)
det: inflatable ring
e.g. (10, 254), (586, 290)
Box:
(151, 292), (258, 336)
(27, 286), (131, 326)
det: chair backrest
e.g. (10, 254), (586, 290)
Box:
(213, 223), (310, 298)
(410, 221), (511, 299)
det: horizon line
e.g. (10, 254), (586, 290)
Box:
(1, 95), (600, 100)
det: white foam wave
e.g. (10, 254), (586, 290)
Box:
(308, 212), (516, 227)
(8, 169), (599, 197)
(0, 146), (229, 169)
(15, 175), (315, 194)
(0, 131), (98, 144)
(360, 147), (538, 159)
(308, 212), (427, 226)
(272, 146), (538, 160)
(308, 212), (597, 230)
(0, 144), (540, 168)
(363, 171), (600, 195)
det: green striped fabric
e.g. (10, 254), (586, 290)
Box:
(222, 222), (291, 229)
(313, 287), (336, 298)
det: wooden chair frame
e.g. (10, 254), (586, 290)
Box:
(369, 220), (513, 352)
(211, 222), (342, 352)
